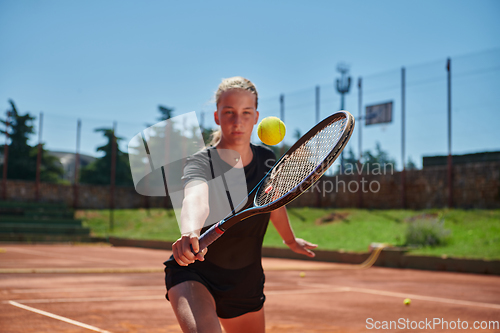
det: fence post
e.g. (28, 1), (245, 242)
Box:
(2, 111), (10, 201)
(35, 112), (43, 201)
(73, 119), (81, 209)
(110, 122), (117, 231)
(401, 67), (406, 209)
(447, 58), (453, 208)
(357, 77), (363, 209)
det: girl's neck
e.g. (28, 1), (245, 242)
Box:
(216, 140), (253, 167)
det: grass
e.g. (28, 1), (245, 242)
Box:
(76, 209), (181, 241)
(78, 208), (500, 260)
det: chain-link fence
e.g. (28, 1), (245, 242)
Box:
(2, 49), (499, 189)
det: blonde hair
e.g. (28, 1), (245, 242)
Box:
(209, 76), (258, 146)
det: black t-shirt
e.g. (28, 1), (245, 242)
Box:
(168, 143), (276, 270)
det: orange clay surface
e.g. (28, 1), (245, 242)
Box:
(0, 244), (499, 332)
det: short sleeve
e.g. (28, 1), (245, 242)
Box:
(181, 149), (212, 187)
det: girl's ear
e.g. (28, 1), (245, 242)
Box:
(254, 111), (259, 125)
(214, 110), (220, 125)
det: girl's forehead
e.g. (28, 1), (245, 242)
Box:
(218, 89), (256, 105)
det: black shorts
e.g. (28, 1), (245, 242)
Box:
(164, 257), (265, 319)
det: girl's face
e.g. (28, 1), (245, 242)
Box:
(214, 89), (259, 146)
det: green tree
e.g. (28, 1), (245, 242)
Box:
(33, 144), (65, 183)
(362, 142), (397, 170)
(0, 100), (35, 180)
(201, 127), (214, 146)
(0, 100), (63, 182)
(344, 147), (358, 165)
(157, 105), (174, 121)
(337, 147), (359, 174)
(406, 157), (417, 170)
(80, 128), (132, 186)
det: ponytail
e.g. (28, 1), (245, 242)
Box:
(209, 128), (221, 146)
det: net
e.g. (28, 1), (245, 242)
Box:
(256, 114), (348, 207)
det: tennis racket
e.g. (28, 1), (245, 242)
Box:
(196, 110), (355, 252)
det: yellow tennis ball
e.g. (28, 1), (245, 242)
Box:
(257, 117), (286, 146)
(404, 298), (411, 306)
(299, 271), (306, 278)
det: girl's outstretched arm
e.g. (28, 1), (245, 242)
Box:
(172, 180), (209, 266)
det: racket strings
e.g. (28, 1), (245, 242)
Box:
(256, 116), (347, 207)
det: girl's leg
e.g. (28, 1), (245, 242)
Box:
(168, 280), (222, 333)
(219, 307), (265, 333)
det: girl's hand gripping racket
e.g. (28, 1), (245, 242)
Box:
(196, 111), (355, 253)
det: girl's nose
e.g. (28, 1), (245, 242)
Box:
(233, 114), (242, 125)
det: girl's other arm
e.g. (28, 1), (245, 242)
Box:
(270, 206), (317, 258)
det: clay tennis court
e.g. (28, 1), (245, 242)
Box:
(1, 244), (499, 332)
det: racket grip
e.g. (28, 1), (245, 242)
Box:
(196, 222), (225, 253)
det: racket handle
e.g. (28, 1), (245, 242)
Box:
(193, 222), (225, 254)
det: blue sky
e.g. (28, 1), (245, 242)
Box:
(1, 0), (499, 168)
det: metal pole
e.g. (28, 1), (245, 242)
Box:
(73, 119), (81, 209)
(280, 94), (285, 121)
(143, 138), (150, 215)
(401, 67), (406, 209)
(280, 94), (285, 156)
(163, 121), (171, 209)
(340, 92), (344, 173)
(447, 58), (453, 208)
(315, 86), (321, 207)
(315, 86), (320, 124)
(336, 65), (351, 175)
(2, 112), (10, 201)
(35, 112), (43, 202)
(358, 78), (362, 163)
(110, 122), (117, 232)
(357, 78), (363, 208)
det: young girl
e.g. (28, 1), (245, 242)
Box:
(164, 76), (317, 333)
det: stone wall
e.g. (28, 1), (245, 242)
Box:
(289, 161), (500, 209)
(1, 161), (499, 209)
(1, 180), (169, 209)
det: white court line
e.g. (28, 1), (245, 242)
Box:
(10, 286), (165, 293)
(3, 295), (164, 304)
(6, 285), (500, 311)
(345, 286), (500, 310)
(0, 267), (162, 274)
(297, 282), (343, 289)
(5, 290), (344, 304)
(295, 282), (500, 310)
(6, 247), (129, 265)
(266, 287), (348, 295)
(8, 301), (112, 333)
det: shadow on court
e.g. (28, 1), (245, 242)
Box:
(1, 244), (499, 332)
